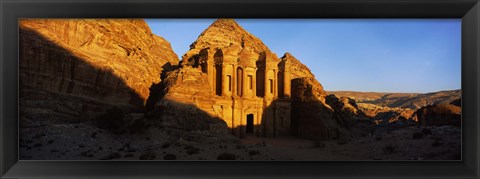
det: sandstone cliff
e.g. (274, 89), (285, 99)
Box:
(20, 19), (179, 107)
(280, 52), (315, 79)
(156, 65), (217, 117)
(290, 78), (338, 140)
(290, 78), (375, 141)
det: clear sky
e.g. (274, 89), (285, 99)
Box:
(145, 19), (461, 93)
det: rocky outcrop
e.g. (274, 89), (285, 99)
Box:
(325, 94), (368, 128)
(19, 19), (179, 107)
(327, 91), (415, 103)
(450, 98), (461, 107)
(379, 90), (461, 109)
(415, 103), (461, 127)
(291, 78), (328, 102)
(291, 78), (338, 140)
(357, 103), (416, 125)
(328, 90), (461, 110)
(280, 52), (315, 79)
(290, 78), (375, 141)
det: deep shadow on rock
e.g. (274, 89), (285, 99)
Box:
(19, 27), (145, 106)
(415, 103), (461, 127)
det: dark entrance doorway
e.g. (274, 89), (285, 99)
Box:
(246, 114), (254, 134)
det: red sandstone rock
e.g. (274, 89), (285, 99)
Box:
(19, 19), (179, 107)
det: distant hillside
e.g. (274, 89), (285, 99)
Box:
(326, 91), (417, 102)
(327, 90), (461, 109)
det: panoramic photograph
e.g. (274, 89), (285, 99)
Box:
(19, 18), (461, 160)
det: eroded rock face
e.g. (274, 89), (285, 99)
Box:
(290, 79), (375, 140)
(415, 103), (461, 127)
(357, 103), (416, 126)
(368, 90), (460, 109)
(151, 66), (228, 133)
(290, 78), (339, 140)
(19, 19), (179, 107)
(158, 66), (217, 116)
(280, 52), (315, 79)
(290, 78), (327, 102)
(450, 98), (461, 107)
(325, 94), (367, 127)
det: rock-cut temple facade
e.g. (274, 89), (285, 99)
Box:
(173, 19), (316, 138)
(193, 49), (294, 138)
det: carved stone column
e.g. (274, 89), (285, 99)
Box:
(212, 64), (216, 95)
(207, 53), (215, 93)
(232, 64), (237, 97)
(222, 64), (226, 96)
(264, 69), (269, 98)
(273, 69), (277, 98)
(284, 69), (291, 97)
(242, 67), (247, 98)
(253, 68), (257, 98)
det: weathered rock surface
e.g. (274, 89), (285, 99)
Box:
(280, 52), (315, 79)
(20, 86), (119, 128)
(329, 90), (461, 129)
(379, 90), (461, 109)
(20, 19), (179, 107)
(151, 66), (228, 133)
(327, 91), (416, 103)
(289, 77), (375, 141)
(357, 103), (416, 126)
(415, 103), (461, 127)
(290, 78), (338, 140)
(449, 98), (461, 107)
(160, 66), (215, 109)
(329, 90), (461, 110)
(325, 94), (368, 127)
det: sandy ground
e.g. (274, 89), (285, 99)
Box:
(20, 119), (460, 161)
(241, 125), (460, 160)
(241, 135), (360, 160)
(20, 120), (273, 160)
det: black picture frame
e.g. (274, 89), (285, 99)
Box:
(1, 0), (479, 178)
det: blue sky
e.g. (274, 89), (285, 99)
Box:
(145, 19), (461, 93)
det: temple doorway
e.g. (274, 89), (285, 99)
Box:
(246, 114), (254, 134)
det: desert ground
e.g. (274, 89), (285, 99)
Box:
(20, 113), (460, 160)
